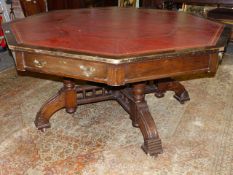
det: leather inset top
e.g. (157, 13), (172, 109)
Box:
(11, 8), (224, 57)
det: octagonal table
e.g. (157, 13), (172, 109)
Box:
(3, 7), (230, 156)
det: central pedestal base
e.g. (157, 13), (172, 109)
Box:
(35, 79), (189, 156)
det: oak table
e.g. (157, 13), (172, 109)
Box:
(3, 8), (230, 156)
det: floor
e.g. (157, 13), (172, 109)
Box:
(0, 45), (233, 174)
(0, 50), (14, 72)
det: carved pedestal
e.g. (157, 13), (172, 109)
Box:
(35, 79), (189, 156)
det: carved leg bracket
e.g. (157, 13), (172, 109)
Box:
(35, 79), (77, 131)
(154, 78), (190, 104)
(131, 83), (163, 156)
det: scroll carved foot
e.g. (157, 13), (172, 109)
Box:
(35, 79), (77, 131)
(154, 78), (190, 104)
(35, 89), (65, 130)
(132, 83), (163, 156)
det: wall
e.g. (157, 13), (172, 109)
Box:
(12, 0), (24, 19)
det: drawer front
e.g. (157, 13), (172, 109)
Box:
(23, 53), (108, 83)
(14, 52), (219, 86)
(124, 53), (218, 83)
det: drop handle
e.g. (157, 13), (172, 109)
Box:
(79, 65), (95, 77)
(33, 59), (47, 68)
(218, 52), (224, 60)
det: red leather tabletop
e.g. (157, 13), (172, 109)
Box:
(11, 7), (224, 57)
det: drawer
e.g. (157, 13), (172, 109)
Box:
(124, 53), (218, 83)
(22, 53), (108, 83)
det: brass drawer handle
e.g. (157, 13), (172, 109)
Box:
(79, 65), (95, 77)
(33, 59), (47, 68)
(218, 52), (224, 60)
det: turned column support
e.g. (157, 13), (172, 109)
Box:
(64, 80), (77, 113)
(130, 83), (146, 127)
